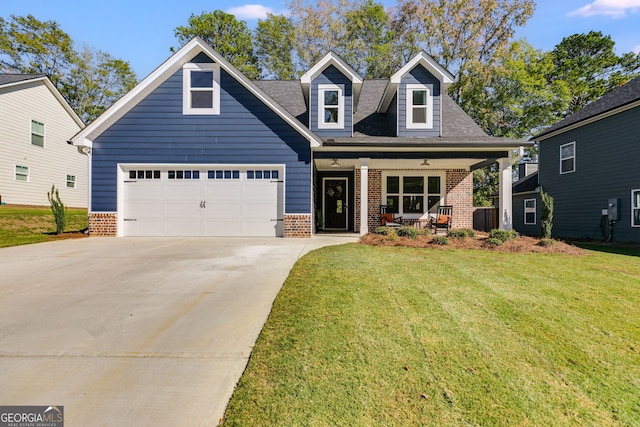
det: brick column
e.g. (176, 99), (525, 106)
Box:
(446, 170), (474, 229)
(88, 212), (117, 236)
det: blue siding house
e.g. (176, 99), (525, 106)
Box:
(71, 38), (528, 238)
(514, 76), (640, 243)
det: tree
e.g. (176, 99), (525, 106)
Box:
(540, 188), (554, 239)
(47, 184), (67, 235)
(548, 31), (640, 115)
(0, 14), (76, 87)
(0, 15), (137, 123)
(255, 14), (296, 79)
(174, 11), (259, 79)
(64, 46), (138, 123)
(473, 163), (499, 207)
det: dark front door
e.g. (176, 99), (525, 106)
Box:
(323, 178), (348, 230)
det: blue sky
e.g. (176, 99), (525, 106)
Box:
(1, 0), (639, 78)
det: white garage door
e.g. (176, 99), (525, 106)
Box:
(122, 166), (283, 237)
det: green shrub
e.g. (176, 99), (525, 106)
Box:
(374, 226), (395, 236)
(485, 237), (503, 246)
(541, 189), (554, 239)
(463, 228), (476, 238)
(448, 229), (470, 239)
(397, 226), (420, 239)
(489, 229), (518, 243)
(47, 184), (67, 235)
(432, 236), (448, 245)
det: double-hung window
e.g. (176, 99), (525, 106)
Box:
(560, 142), (575, 174)
(632, 190), (640, 227)
(318, 84), (344, 129)
(66, 175), (76, 188)
(15, 165), (29, 182)
(406, 84), (433, 129)
(384, 173), (442, 215)
(524, 199), (536, 225)
(31, 120), (45, 147)
(183, 63), (220, 115)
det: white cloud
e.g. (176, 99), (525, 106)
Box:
(226, 4), (278, 20)
(568, 0), (640, 18)
(634, 45), (640, 54)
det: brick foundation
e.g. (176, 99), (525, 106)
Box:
(284, 214), (312, 238)
(89, 212), (118, 236)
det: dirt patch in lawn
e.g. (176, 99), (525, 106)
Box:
(360, 232), (586, 255)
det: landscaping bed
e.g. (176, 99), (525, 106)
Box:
(360, 226), (586, 255)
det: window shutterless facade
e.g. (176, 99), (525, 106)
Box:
(632, 189), (640, 227)
(66, 175), (76, 188)
(560, 141), (575, 174)
(318, 84), (344, 129)
(406, 84), (433, 129)
(383, 172), (443, 215)
(183, 63), (220, 115)
(15, 165), (29, 182)
(524, 199), (536, 225)
(31, 120), (45, 147)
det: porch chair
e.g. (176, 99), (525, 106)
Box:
(430, 205), (453, 234)
(380, 205), (403, 228)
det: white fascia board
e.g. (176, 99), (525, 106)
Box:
(70, 37), (322, 148)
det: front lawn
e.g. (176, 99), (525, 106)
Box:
(0, 205), (88, 248)
(222, 244), (640, 426)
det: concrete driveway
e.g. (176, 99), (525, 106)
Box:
(0, 235), (357, 426)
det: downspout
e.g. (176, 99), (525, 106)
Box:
(69, 140), (92, 227)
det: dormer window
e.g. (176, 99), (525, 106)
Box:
(183, 63), (220, 115)
(406, 84), (433, 129)
(318, 84), (344, 129)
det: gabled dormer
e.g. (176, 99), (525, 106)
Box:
(378, 52), (455, 137)
(300, 53), (363, 137)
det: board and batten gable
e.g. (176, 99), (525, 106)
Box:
(309, 65), (353, 138)
(0, 79), (86, 207)
(397, 65), (441, 137)
(538, 105), (640, 242)
(91, 55), (312, 214)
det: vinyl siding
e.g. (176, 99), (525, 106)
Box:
(91, 65), (312, 213)
(538, 106), (640, 242)
(398, 66), (441, 137)
(309, 65), (353, 137)
(0, 81), (86, 207)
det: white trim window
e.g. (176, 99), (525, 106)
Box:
(383, 172), (443, 216)
(632, 189), (640, 227)
(560, 142), (576, 174)
(406, 84), (433, 129)
(31, 120), (45, 147)
(66, 174), (76, 188)
(524, 199), (536, 225)
(318, 84), (344, 129)
(183, 63), (220, 115)
(15, 165), (29, 182)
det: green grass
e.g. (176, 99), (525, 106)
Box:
(223, 244), (640, 426)
(0, 205), (88, 248)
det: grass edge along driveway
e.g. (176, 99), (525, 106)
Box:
(222, 243), (640, 426)
(0, 206), (87, 248)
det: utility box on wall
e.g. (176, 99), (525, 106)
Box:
(608, 198), (621, 221)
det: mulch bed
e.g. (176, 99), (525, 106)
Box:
(360, 232), (586, 255)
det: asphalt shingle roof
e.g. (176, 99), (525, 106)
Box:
(535, 76), (640, 139)
(512, 171), (539, 194)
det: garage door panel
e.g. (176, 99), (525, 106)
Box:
(123, 166), (283, 237)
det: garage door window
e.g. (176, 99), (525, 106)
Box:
(129, 170), (161, 179)
(247, 170), (279, 179)
(208, 170), (240, 179)
(168, 170), (200, 179)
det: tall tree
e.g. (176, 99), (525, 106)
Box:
(174, 10), (259, 79)
(255, 14), (296, 79)
(0, 14), (76, 87)
(64, 46), (138, 122)
(548, 31), (640, 115)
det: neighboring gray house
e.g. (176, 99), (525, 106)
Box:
(0, 74), (86, 207)
(515, 76), (640, 242)
(70, 38), (528, 238)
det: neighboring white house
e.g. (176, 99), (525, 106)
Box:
(0, 74), (87, 207)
